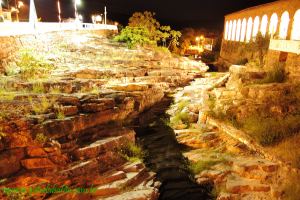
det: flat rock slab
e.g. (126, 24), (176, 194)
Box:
(73, 130), (135, 160)
(226, 174), (270, 194)
(21, 158), (55, 169)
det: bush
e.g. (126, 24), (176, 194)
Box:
(264, 62), (285, 83)
(16, 49), (55, 80)
(119, 142), (145, 162)
(254, 62), (286, 84)
(114, 27), (156, 48)
(114, 11), (181, 51)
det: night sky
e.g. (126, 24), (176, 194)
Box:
(21, 0), (277, 31)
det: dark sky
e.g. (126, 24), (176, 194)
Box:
(25, 0), (276, 31)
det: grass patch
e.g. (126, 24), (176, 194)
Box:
(49, 86), (61, 94)
(16, 49), (55, 81)
(0, 88), (16, 101)
(170, 111), (190, 128)
(119, 142), (145, 162)
(282, 172), (300, 200)
(29, 96), (56, 115)
(189, 160), (222, 175)
(169, 100), (191, 128)
(32, 82), (45, 94)
(34, 133), (48, 144)
(56, 110), (65, 120)
(241, 114), (300, 146)
(253, 63), (285, 84)
(5, 190), (27, 200)
(176, 100), (190, 112)
(266, 133), (300, 168)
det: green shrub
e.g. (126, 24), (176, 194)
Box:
(114, 11), (181, 51)
(119, 142), (145, 162)
(16, 49), (55, 80)
(114, 27), (155, 48)
(189, 156), (226, 175)
(29, 96), (56, 114)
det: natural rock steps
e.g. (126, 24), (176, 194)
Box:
(93, 168), (149, 197)
(48, 162), (158, 200)
(72, 130), (135, 160)
(171, 73), (284, 199)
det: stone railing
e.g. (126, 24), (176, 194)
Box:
(0, 22), (118, 36)
(269, 39), (300, 55)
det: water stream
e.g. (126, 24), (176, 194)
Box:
(133, 97), (213, 200)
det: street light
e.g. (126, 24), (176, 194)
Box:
(57, 0), (61, 22)
(74, 0), (81, 22)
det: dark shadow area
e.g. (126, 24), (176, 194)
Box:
(207, 64), (219, 72)
(133, 97), (213, 200)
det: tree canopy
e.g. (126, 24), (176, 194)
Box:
(114, 11), (181, 52)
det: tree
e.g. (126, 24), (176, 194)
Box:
(245, 32), (270, 67)
(128, 11), (160, 41)
(115, 11), (181, 51)
(114, 26), (155, 48)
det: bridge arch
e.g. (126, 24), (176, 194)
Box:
(228, 20), (233, 41)
(246, 17), (253, 42)
(279, 11), (290, 39)
(224, 21), (229, 40)
(269, 13), (278, 37)
(260, 15), (268, 36)
(291, 9), (300, 40)
(231, 20), (237, 40)
(236, 19), (242, 41)
(240, 18), (247, 42)
(253, 16), (260, 37)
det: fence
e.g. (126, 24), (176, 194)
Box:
(0, 22), (118, 36)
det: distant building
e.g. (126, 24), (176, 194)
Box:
(220, 0), (300, 81)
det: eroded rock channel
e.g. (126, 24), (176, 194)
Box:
(134, 97), (213, 200)
(0, 31), (211, 200)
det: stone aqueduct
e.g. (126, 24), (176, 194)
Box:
(220, 0), (300, 82)
(223, 0), (300, 42)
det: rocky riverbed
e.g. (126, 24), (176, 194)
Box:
(1, 30), (299, 200)
(0, 31), (209, 200)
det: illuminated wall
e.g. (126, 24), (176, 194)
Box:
(222, 0), (300, 43)
(220, 0), (300, 82)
